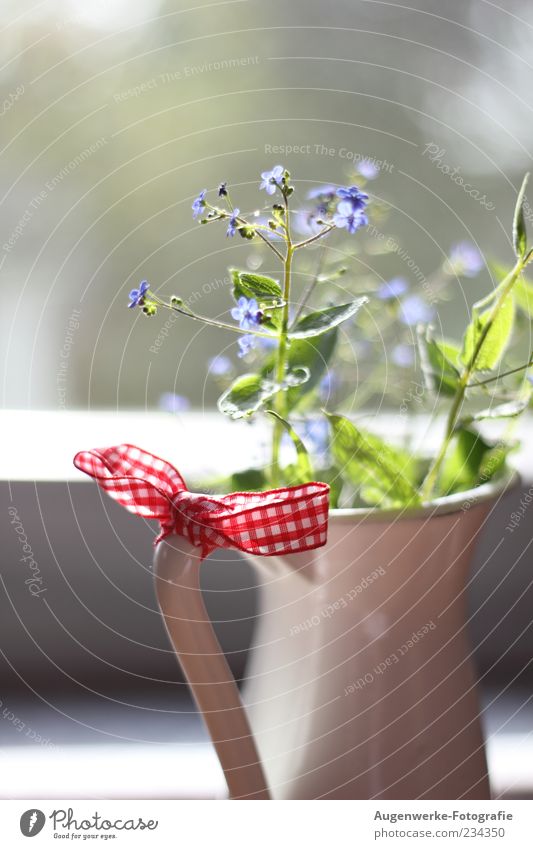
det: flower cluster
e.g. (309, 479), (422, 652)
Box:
(189, 168), (369, 245)
(231, 296), (264, 357)
(333, 186), (369, 234)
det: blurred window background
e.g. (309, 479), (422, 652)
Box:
(1, 0), (532, 410)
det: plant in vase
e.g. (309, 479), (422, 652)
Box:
(130, 168), (532, 506)
(76, 167), (532, 800)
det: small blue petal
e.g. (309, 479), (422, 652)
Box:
(260, 165), (284, 194)
(128, 279), (150, 308)
(400, 295), (435, 326)
(392, 344), (415, 368)
(192, 189), (207, 219)
(357, 161), (379, 179)
(208, 355), (232, 376)
(227, 208), (240, 237)
(448, 242), (484, 277)
(307, 185), (336, 199)
(159, 392), (190, 413)
(238, 335), (256, 357)
(377, 277), (409, 300)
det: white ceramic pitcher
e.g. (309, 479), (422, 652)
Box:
(153, 474), (515, 800)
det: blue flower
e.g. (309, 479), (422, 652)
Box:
(231, 296), (262, 330)
(294, 209), (323, 237)
(128, 279), (149, 308)
(448, 242), (484, 277)
(302, 419), (329, 457)
(333, 185), (369, 234)
(218, 182), (228, 197)
(192, 189), (207, 219)
(260, 165), (284, 195)
(377, 277), (409, 300)
(333, 201), (368, 234)
(226, 208), (240, 237)
(288, 419), (330, 459)
(400, 295), (435, 326)
(392, 344), (414, 368)
(238, 335), (256, 357)
(159, 392), (190, 413)
(259, 335), (277, 351)
(357, 161), (379, 180)
(336, 185), (369, 212)
(208, 354), (232, 376)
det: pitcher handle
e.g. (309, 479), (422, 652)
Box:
(153, 535), (271, 800)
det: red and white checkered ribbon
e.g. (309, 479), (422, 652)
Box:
(74, 444), (330, 558)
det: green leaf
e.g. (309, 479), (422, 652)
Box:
(514, 276), (533, 318)
(460, 291), (515, 372)
(261, 330), (338, 411)
(326, 413), (421, 507)
(231, 269), (282, 302)
(513, 172), (529, 260)
(266, 411), (314, 484)
(218, 373), (278, 419)
(438, 426), (509, 495)
(489, 259), (533, 320)
(463, 384), (531, 424)
(479, 441), (514, 481)
(289, 298), (367, 340)
(418, 326), (460, 397)
(316, 466), (344, 509)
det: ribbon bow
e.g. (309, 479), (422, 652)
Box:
(74, 444), (330, 558)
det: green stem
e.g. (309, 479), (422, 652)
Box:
(293, 224), (335, 251)
(421, 259), (524, 501)
(271, 200), (294, 487)
(202, 204), (286, 261)
(467, 355), (533, 387)
(253, 227), (286, 261)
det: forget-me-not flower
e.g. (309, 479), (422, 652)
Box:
(227, 208), (240, 237)
(400, 295), (435, 326)
(238, 335), (256, 357)
(231, 297), (262, 330)
(128, 280), (149, 308)
(333, 201), (368, 234)
(260, 165), (284, 195)
(392, 344), (415, 368)
(448, 242), (484, 278)
(208, 355), (232, 376)
(192, 189), (207, 219)
(357, 161), (379, 180)
(159, 392), (190, 413)
(377, 277), (409, 300)
(336, 185), (369, 212)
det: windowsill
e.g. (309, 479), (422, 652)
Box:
(0, 689), (531, 800)
(2, 408), (533, 483)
